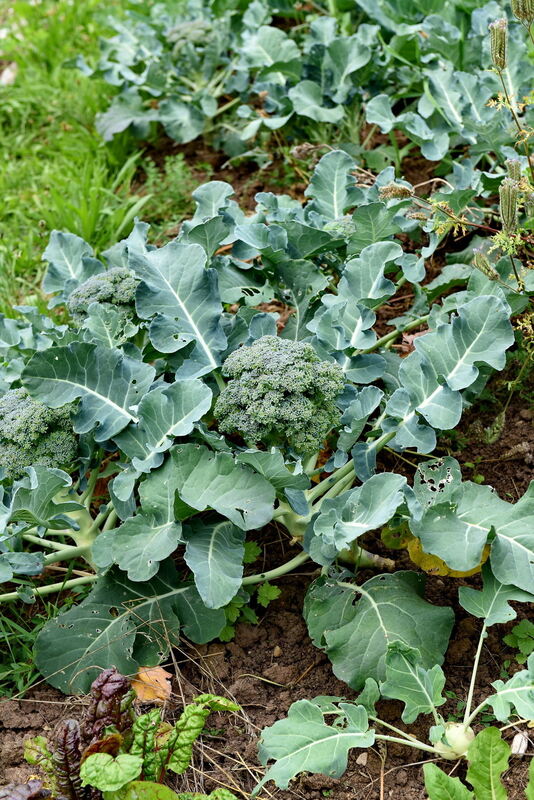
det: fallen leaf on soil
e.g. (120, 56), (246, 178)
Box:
(132, 666), (172, 703)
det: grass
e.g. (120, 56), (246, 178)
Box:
(0, 0), (196, 313)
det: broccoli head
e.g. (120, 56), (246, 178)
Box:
(214, 335), (345, 454)
(67, 267), (139, 322)
(0, 388), (78, 481)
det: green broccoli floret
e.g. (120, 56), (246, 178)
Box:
(214, 335), (345, 455)
(0, 388), (78, 481)
(67, 267), (139, 322)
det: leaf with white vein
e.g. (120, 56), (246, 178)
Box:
(169, 444), (275, 530)
(380, 641), (446, 723)
(304, 150), (356, 220)
(130, 240), (226, 375)
(385, 296), (514, 451)
(304, 571), (454, 689)
(22, 343), (155, 441)
(256, 699), (374, 792)
(184, 519), (245, 608)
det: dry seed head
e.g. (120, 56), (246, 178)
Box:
(511, 0), (534, 24)
(525, 193), (534, 218)
(505, 158), (522, 181)
(489, 18), (508, 71)
(472, 249), (499, 280)
(499, 177), (519, 232)
(378, 182), (414, 200)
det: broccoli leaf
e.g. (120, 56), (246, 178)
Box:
(304, 571), (454, 689)
(129, 241), (226, 376)
(35, 560), (225, 693)
(169, 444), (276, 530)
(255, 700), (374, 792)
(22, 343), (155, 442)
(184, 519), (245, 609)
(380, 642), (446, 723)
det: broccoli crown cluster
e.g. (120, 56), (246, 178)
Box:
(67, 267), (139, 321)
(0, 388), (78, 481)
(214, 335), (345, 455)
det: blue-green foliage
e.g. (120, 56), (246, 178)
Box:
(75, 0), (534, 163)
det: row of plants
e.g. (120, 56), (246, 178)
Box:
(0, 141), (532, 792)
(76, 0), (534, 169)
(0, 0), (533, 796)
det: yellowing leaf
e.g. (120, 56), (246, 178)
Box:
(132, 666), (172, 703)
(407, 537), (490, 577)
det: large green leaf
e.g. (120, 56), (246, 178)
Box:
(235, 450), (309, 492)
(304, 150), (356, 220)
(42, 231), (100, 295)
(3, 467), (84, 533)
(380, 642), (446, 723)
(184, 519), (245, 608)
(256, 700), (374, 792)
(22, 343), (155, 442)
(288, 81), (344, 123)
(308, 472), (407, 560)
(466, 728), (509, 800)
(423, 763), (473, 800)
(304, 571), (454, 689)
(340, 241), (402, 303)
(348, 204), (404, 253)
(113, 379), (213, 479)
(241, 26), (300, 67)
(35, 560), (225, 693)
(129, 241), (226, 376)
(169, 444), (275, 530)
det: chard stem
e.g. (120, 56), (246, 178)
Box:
(0, 574), (97, 603)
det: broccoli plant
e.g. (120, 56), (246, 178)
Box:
(215, 336), (345, 455)
(0, 149), (531, 750)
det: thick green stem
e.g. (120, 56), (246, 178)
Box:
(213, 370), (226, 392)
(338, 543), (395, 572)
(0, 574), (97, 603)
(363, 315), (430, 353)
(22, 534), (72, 552)
(79, 465), (101, 508)
(43, 545), (91, 566)
(306, 459), (355, 504)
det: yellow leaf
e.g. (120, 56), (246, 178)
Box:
(132, 666), (173, 703)
(406, 537), (490, 577)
